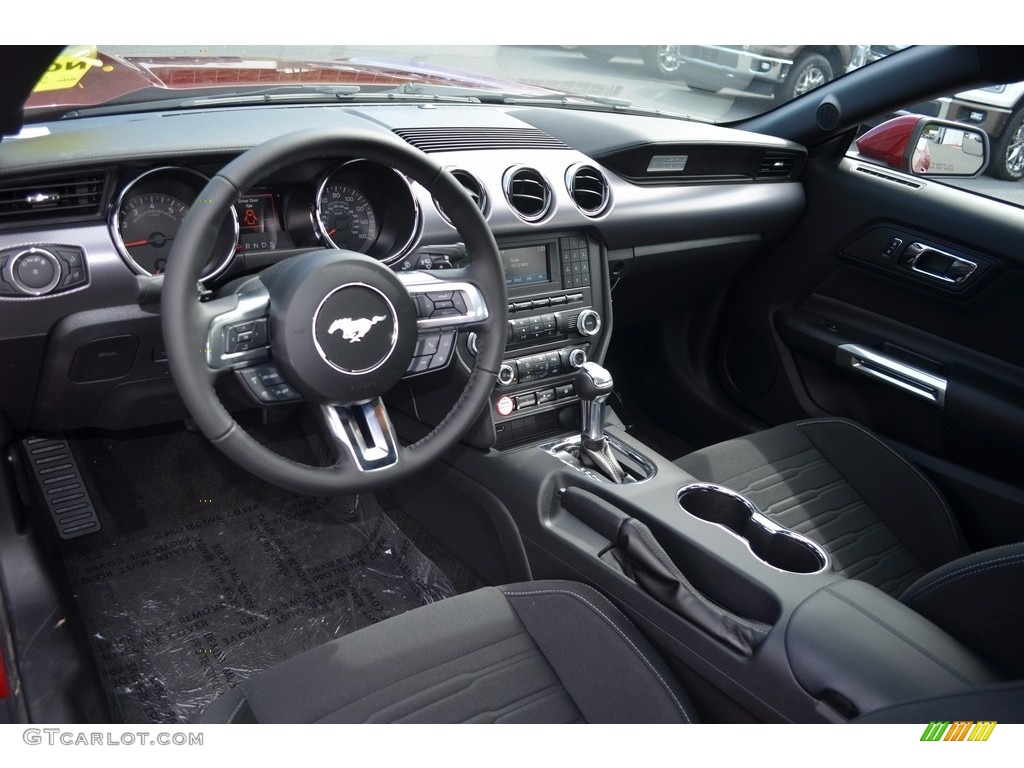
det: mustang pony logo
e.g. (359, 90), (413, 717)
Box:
(327, 315), (388, 343)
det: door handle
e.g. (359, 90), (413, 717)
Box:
(900, 242), (978, 285)
(836, 344), (947, 407)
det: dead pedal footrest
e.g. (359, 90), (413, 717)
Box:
(21, 436), (101, 539)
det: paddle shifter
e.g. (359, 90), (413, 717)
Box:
(574, 362), (628, 483)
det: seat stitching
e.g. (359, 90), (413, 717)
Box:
(460, 683), (574, 724)
(309, 630), (533, 723)
(795, 418), (968, 555)
(719, 446), (821, 492)
(823, 586), (982, 686)
(501, 587), (692, 722)
(902, 552), (1024, 605)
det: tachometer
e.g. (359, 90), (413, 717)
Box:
(111, 167), (238, 281)
(316, 183), (378, 252)
(116, 192), (189, 275)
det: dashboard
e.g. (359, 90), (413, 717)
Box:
(0, 102), (807, 442)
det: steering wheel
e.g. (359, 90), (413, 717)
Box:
(161, 128), (507, 494)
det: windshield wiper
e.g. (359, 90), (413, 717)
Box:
(181, 85), (363, 105)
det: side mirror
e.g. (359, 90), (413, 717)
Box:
(855, 115), (988, 177)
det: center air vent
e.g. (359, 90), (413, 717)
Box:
(503, 166), (551, 222)
(436, 168), (488, 223)
(566, 164), (610, 216)
(0, 171), (108, 225)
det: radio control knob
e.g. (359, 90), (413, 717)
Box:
(568, 348), (587, 369)
(497, 362), (517, 387)
(576, 309), (602, 337)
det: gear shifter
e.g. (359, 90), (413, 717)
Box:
(574, 362), (628, 483)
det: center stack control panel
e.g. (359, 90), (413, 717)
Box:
(472, 232), (607, 448)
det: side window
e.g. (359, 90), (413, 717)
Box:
(850, 78), (1024, 208)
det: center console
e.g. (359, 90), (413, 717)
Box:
(392, 225), (1005, 722)
(473, 232), (609, 449)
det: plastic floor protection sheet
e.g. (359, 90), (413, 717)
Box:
(64, 494), (456, 723)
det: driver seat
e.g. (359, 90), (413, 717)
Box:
(198, 580), (695, 723)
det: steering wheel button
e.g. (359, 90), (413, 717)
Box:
(415, 294), (434, 318)
(270, 383), (300, 400)
(239, 370), (272, 400)
(408, 355), (433, 374)
(428, 291), (454, 302)
(433, 330), (455, 362)
(416, 333), (441, 356)
(251, 319), (268, 346)
(257, 368), (283, 386)
(452, 292), (468, 313)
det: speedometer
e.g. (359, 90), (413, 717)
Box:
(316, 183), (378, 252)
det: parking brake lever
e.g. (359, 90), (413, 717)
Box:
(575, 363), (627, 483)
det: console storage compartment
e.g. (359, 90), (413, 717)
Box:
(786, 579), (1002, 717)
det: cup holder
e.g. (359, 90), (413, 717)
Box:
(677, 483), (829, 575)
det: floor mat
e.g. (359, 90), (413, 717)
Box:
(63, 493), (455, 723)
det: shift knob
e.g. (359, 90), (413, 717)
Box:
(575, 362), (613, 441)
(574, 362), (613, 402)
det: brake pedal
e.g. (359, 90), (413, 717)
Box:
(21, 437), (101, 539)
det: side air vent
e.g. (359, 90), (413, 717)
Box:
(566, 164), (610, 217)
(757, 152), (798, 179)
(0, 172), (108, 225)
(436, 168), (488, 223)
(503, 166), (551, 222)
(394, 127), (568, 153)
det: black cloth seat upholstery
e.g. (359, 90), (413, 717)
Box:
(675, 417), (1022, 677)
(199, 580), (695, 724)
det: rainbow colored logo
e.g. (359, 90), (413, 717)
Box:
(920, 721), (997, 742)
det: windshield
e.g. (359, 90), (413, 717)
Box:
(25, 45), (896, 124)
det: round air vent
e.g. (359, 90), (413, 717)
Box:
(566, 164), (610, 216)
(503, 166), (551, 222)
(436, 168), (488, 224)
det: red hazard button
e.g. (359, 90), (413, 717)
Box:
(496, 395), (515, 416)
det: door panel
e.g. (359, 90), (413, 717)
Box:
(714, 154), (1024, 549)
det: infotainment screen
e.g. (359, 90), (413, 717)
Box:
(501, 244), (550, 286)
